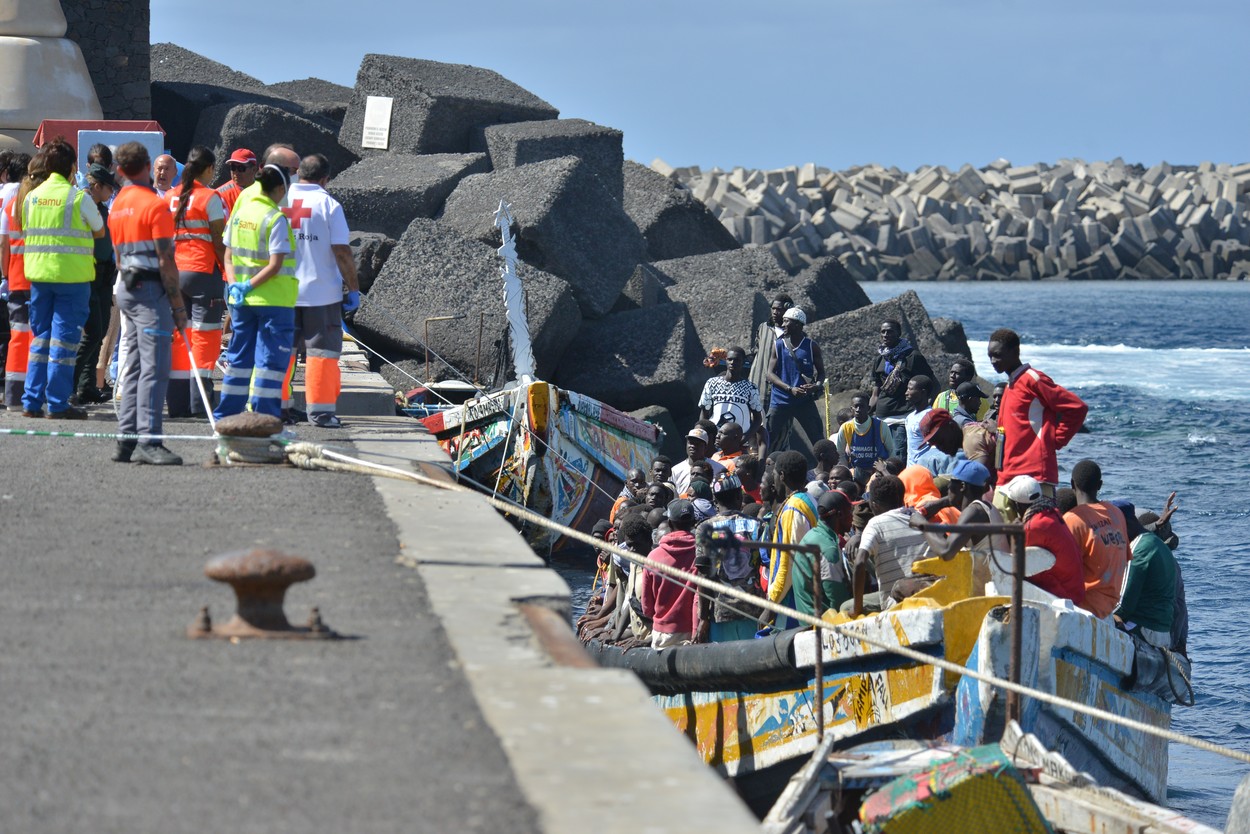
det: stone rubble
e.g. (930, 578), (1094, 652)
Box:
(660, 158), (1250, 281)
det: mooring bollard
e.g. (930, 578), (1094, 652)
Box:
(189, 548), (341, 640)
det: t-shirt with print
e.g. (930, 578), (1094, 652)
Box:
(699, 375), (763, 429)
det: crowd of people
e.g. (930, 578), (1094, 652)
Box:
(578, 296), (1187, 664)
(0, 138), (360, 464)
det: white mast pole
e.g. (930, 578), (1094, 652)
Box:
(495, 199), (537, 385)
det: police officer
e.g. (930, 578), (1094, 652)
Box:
(20, 138), (105, 419)
(108, 142), (187, 464)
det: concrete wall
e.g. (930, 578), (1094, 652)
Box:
(62, 0), (150, 119)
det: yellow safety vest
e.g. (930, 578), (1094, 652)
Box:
(228, 193), (297, 308)
(22, 173), (93, 283)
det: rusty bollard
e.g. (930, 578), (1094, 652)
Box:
(188, 548), (340, 640)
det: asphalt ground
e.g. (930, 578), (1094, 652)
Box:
(0, 405), (540, 834)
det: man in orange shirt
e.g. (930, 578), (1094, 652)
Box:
(108, 142), (187, 465)
(1063, 458), (1129, 619)
(215, 148), (257, 216)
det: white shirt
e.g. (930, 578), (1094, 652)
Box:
(285, 182), (350, 307)
(671, 457), (727, 497)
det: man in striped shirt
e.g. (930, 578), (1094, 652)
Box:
(845, 474), (929, 616)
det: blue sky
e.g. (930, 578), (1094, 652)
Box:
(151, 0), (1249, 172)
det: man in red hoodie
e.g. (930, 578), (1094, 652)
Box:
(641, 498), (700, 649)
(987, 327), (1087, 515)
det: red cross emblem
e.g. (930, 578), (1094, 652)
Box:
(282, 199), (312, 230)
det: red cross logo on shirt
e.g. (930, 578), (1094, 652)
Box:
(282, 199), (312, 229)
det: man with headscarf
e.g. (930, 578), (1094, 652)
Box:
(765, 306), (825, 453)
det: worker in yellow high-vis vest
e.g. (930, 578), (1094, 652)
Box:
(214, 164), (297, 420)
(20, 138), (106, 419)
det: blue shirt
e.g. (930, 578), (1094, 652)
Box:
(770, 336), (814, 409)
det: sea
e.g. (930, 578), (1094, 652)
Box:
(554, 280), (1250, 827)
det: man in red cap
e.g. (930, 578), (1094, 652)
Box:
(910, 408), (966, 477)
(215, 149), (257, 215)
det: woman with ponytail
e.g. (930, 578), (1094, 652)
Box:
(165, 146), (227, 417)
(213, 163), (297, 421)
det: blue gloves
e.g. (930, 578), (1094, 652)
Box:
(343, 290), (361, 314)
(226, 279), (253, 307)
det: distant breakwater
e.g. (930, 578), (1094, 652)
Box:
(658, 158), (1250, 281)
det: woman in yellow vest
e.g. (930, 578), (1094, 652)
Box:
(213, 164), (296, 420)
(20, 138), (105, 419)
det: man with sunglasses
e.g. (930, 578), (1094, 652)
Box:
(215, 148), (257, 215)
(228, 144), (299, 217)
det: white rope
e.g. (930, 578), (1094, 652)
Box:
(282, 441), (1250, 768)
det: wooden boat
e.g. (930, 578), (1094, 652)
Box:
(584, 549), (1187, 808)
(418, 202), (663, 556)
(762, 720), (1221, 834)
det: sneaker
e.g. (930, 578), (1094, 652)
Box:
(112, 440), (136, 462)
(311, 412), (343, 428)
(132, 443), (182, 466)
(47, 406), (88, 420)
(94, 385), (113, 404)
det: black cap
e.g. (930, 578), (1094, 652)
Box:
(956, 381), (988, 399)
(87, 163), (117, 190)
(666, 498), (695, 525)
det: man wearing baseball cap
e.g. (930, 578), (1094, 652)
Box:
(910, 408), (967, 477)
(1000, 474), (1085, 604)
(640, 498), (700, 649)
(795, 489), (855, 616)
(764, 306), (825, 453)
(215, 148), (257, 215)
(671, 426), (726, 497)
(952, 381), (988, 428)
(910, 458), (1011, 595)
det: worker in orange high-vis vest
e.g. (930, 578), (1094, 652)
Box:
(1, 151), (33, 409)
(21, 138), (106, 419)
(282, 153), (358, 428)
(166, 146), (227, 418)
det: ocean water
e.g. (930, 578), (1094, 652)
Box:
(862, 279), (1250, 827)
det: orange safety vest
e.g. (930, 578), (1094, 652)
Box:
(169, 182), (221, 274)
(5, 198), (28, 291)
(216, 181), (242, 216)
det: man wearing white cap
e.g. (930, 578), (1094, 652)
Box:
(671, 426), (726, 497)
(1001, 474), (1085, 604)
(765, 306), (825, 453)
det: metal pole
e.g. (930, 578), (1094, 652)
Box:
(424, 314), (466, 382)
(813, 547), (824, 741)
(1007, 528), (1025, 723)
(475, 311), (485, 385)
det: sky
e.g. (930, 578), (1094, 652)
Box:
(151, 0), (1250, 173)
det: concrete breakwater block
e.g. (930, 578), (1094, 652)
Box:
(192, 102), (359, 188)
(329, 152), (489, 239)
(339, 54), (559, 156)
(806, 291), (970, 395)
(351, 219), (581, 382)
(348, 231), (396, 295)
(440, 155), (646, 319)
(554, 302), (707, 414)
(666, 156), (1250, 280)
(622, 161), (741, 262)
(484, 118), (625, 203)
(266, 77), (353, 129)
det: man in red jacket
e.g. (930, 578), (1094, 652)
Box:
(641, 498), (700, 649)
(987, 327), (1087, 516)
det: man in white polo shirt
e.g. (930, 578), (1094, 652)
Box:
(282, 153), (359, 428)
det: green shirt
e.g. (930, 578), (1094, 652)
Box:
(1117, 531), (1177, 633)
(794, 522), (851, 616)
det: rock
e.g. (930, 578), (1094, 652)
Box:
(554, 302), (706, 414)
(328, 153), (489, 238)
(214, 411), (284, 437)
(805, 291), (970, 396)
(191, 102), (359, 188)
(440, 156), (646, 319)
(347, 231), (396, 295)
(351, 219), (581, 381)
(339, 54), (559, 156)
(621, 161), (741, 261)
(612, 263), (663, 312)
(266, 77), (353, 129)
(644, 248), (868, 357)
(483, 118), (624, 202)
(931, 316), (973, 358)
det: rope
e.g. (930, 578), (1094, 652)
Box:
(0, 427), (222, 443)
(341, 325), (458, 407)
(283, 441), (1250, 768)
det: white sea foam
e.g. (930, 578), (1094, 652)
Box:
(969, 340), (1250, 402)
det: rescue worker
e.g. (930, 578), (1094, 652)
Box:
(214, 164), (297, 420)
(1, 151), (35, 409)
(230, 143), (298, 217)
(215, 148), (257, 215)
(108, 141), (186, 464)
(166, 146), (226, 418)
(281, 153), (360, 428)
(20, 138), (105, 419)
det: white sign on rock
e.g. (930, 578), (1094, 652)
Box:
(361, 96), (393, 150)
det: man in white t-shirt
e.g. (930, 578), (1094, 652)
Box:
(843, 473), (931, 616)
(282, 153), (360, 428)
